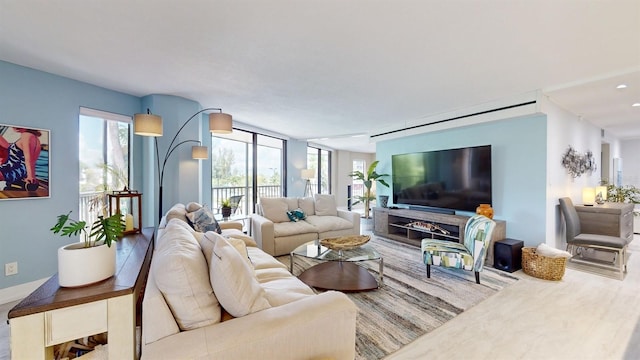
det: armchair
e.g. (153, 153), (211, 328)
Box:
(558, 197), (629, 278)
(421, 215), (496, 284)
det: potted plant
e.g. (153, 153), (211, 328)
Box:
(221, 198), (232, 218)
(51, 211), (125, 287)
(348, 160), (390, 219)
(605, 184), (640, 204)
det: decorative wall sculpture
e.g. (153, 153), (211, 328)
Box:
(561, 145), (596, 178)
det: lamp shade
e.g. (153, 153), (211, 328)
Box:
(209, 112), (232, 134)
(133, 113), (163, 136)
(582, 187), (596, 205)
(301, 168), (315, 179)
(191, 146), (208, 160)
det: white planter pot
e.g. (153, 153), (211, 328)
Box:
(57, 241), (116, 287)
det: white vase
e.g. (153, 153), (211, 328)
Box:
(57, 241), (116, 287)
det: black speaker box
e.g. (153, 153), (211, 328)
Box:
(494, 238), (524, 273)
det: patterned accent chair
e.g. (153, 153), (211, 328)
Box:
(421, 215), (496, 284)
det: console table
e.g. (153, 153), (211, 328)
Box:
(373, 207), (506, 266)
(574, 202), (634, 241)
(8, 227), (154, 360)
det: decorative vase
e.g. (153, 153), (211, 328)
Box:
(57, 241), (116, 287)
(476, 204), (494, 219)
(221, 207), (232, 218)
(379, 195), (389, 208)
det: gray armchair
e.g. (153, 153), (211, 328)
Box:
(558, 197), (629, 278)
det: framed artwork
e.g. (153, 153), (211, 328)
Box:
(0, 124), (50, 200)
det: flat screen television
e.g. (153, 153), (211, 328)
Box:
(392, 145), (492, 213)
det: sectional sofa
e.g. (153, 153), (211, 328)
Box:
(141, 203), (358, 359)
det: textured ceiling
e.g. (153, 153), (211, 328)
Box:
(1, 0), (638, 152)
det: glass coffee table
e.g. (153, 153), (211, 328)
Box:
(289, 240), (383, 292)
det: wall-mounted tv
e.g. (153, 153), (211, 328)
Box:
(392, 145), (492, 213)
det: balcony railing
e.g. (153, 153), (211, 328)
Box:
(212, 185), (281, 214)
(80, 186), (283, 225)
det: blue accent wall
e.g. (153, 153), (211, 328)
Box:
(0, 61), (141, 289)
(376, 114), (547, 246)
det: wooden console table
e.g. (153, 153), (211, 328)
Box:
(8, 227), (154, 360)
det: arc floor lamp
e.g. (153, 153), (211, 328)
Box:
(133, 107), (233, 219)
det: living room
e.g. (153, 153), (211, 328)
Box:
(1, 1), (640, 359)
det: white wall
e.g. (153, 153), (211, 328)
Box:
(543, 97), (603, 248)
(621, 139), (640, 187)
(333, 150), (375, 208)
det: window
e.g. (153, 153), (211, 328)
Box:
(307, 146), (332, 195)
(351, 159), (365, 201)
(212, 129), (285, 215)
(79, 108), (131, 226)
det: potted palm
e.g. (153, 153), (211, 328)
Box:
(348, 160), (390, 219)
(51, 211), (125, 287)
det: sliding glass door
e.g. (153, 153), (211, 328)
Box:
(212, 129), (285, 215)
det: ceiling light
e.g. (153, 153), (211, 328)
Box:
(632, 103), (640, 107)
(616, 84), (627, 89)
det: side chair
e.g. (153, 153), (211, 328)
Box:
(558, 197), (629, 278)
(421, 214), (496, 284)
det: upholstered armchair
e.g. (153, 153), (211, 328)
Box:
(421, 215), (496, 284)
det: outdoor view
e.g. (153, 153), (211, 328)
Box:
(79, 112), (130, 225)
(212, 129), (283, 215)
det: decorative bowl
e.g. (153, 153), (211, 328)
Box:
(320, 235), (371, 250)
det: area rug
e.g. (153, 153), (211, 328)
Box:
(277, 236), (518, 360)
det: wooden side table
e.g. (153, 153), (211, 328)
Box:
(8, 228), (154, 360)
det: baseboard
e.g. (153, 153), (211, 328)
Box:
(0, 278), (48, 305)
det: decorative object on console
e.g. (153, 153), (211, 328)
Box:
(348, 160), (390, 219)
(603, 183), (640, 204)
(133, 107), (233, 219)
(409, 221), (450, 235)
(379, 195), (389, 208)
(475, 203), (494, 219)
(108, 186), (142, 234)
(561, 145), (596, 178)
(50, 210), (125, 287)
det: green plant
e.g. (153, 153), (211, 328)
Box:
(348, 160), (390, 218)
(605, 184), (640, 204)
(51, 211), (125, 248)
(221, 198), (231, 208)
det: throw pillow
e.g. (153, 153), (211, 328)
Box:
(165, 203), (188, 224)
(226, 233), (258, 247)
(209, 235), (271, 317)
(286, 211), (299, 222)
(200, 232), (250, 265)
(186, 201), (203, 212)
(153, 221), (221, 330)
(259, 197), (290, 223)
(314, 194), (338, 216)
(292, 208), (306, 220)
(298, 197), (315, 216)
(186, 206), (222, 234)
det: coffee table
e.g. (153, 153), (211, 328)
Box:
(289, 240), (383, 292)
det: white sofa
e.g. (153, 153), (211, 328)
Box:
(141, 203), (358, 359)
(251, 194), (361, 256)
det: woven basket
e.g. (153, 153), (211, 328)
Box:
(522, 247), (568, 281)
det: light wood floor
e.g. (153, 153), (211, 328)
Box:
(2, 235), (639, 360)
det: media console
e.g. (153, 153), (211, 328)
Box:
(373, 207), (506, 266)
